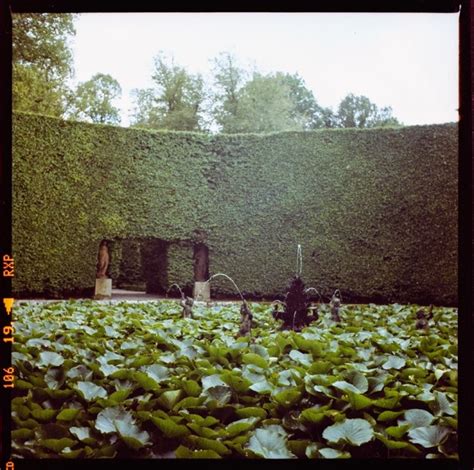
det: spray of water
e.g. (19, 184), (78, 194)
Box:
(166, 283), (184, 299)
(304, 287), (322, 302)
(296, 244), (303, 277)
(205, 273), (245, 303)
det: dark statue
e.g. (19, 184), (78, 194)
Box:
(273, 276), (318, 330)
(181, 296), (194, 318)
(238, 301), (253, 337)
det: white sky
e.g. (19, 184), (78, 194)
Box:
(70, 12), (459, 127)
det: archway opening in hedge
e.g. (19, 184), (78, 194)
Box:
(111, 238), (169, 294)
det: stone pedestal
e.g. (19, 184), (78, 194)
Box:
(193, 281), (210, 302)
(94, 278), (112, 299)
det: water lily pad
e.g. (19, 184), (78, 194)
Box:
(431, 391), (456, 416)
(226, 417), (259, 438)
(407, 425), (451, 448)
(347, 392), (373, 410)
(243, 353), (268, 369)
(236, 407), (267, 419)
(56, 409), (80, 421)
(202, 374), (227, 390)
(289, 350), (312, 367)
(38, 351), (64, 368)
(158, 390), (182, 410)
(247, 425), (296, 459)
(175, 445), (221, 459)
(323, 418), (374, 446)
(273, 388), (302, 408)
(399, 409), (435, 428)
(319, 447), (351, 458)
(31, 408), (57, 422)
(382, 356), (406, 370)
(69, 426), (91, 441)
(249, 379), (273, 394)
(40, 438), (77, 452)
(75, 381), (107, 401)
(151, 416), (190, 438)
(183, 379), (202, 397)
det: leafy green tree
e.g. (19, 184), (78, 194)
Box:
(227, 72), (300, 133)
(275, 72), (338, 130)
(335, 93), (401, 128)
(69, 73), (122, 124)
(12, 13), (76, 116)
(130, 53), (206, 131)
(210, 52), (247, 133)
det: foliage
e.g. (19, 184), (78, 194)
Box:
(215, 72), (302, 133)
(69, 73), (122, 124)
(12, 113), (457, 304)
(11, 300), (458, 459)
(130, 52), (206, 131)
(335, 94), (401, 128)
(210, 52), (247, 133)
(12, 13), (76, 117)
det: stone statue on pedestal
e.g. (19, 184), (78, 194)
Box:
(96, 240), (109, 279)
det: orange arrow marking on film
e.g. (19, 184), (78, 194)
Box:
(3, 298), (14, 315)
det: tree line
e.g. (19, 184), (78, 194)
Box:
(13, 13), (402, 133)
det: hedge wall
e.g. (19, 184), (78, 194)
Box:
(12, 112), (458, 304)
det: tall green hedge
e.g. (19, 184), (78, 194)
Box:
(12, 112), (458, 304)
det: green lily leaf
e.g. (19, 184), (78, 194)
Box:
(151, 416), (190, 438)
(273, 388), (302, 408)
(158, 390), (182, 410)
(377, 410), (404, 422)
(175, 445), (221, 459)
(247, 425), (296, 459)
(109, 389), (132, 403)
(40, 438), (77, 452)
(12, 428), (35, 440)
(385, 424), (410, 439)
(226, 417), (259, 438)
(236, 407), (267, 419)
(56, 409), (80, 421)
(407, 425), (451, 448)
(183, 379), (202, 397)
(242, 353), (268, 369)
(186, 435), (231, 456)
(31, 408), (57, 422)
(322, 418), (374, 446)
(186, 423), (219, 439)
(347, 392), (373, 410)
